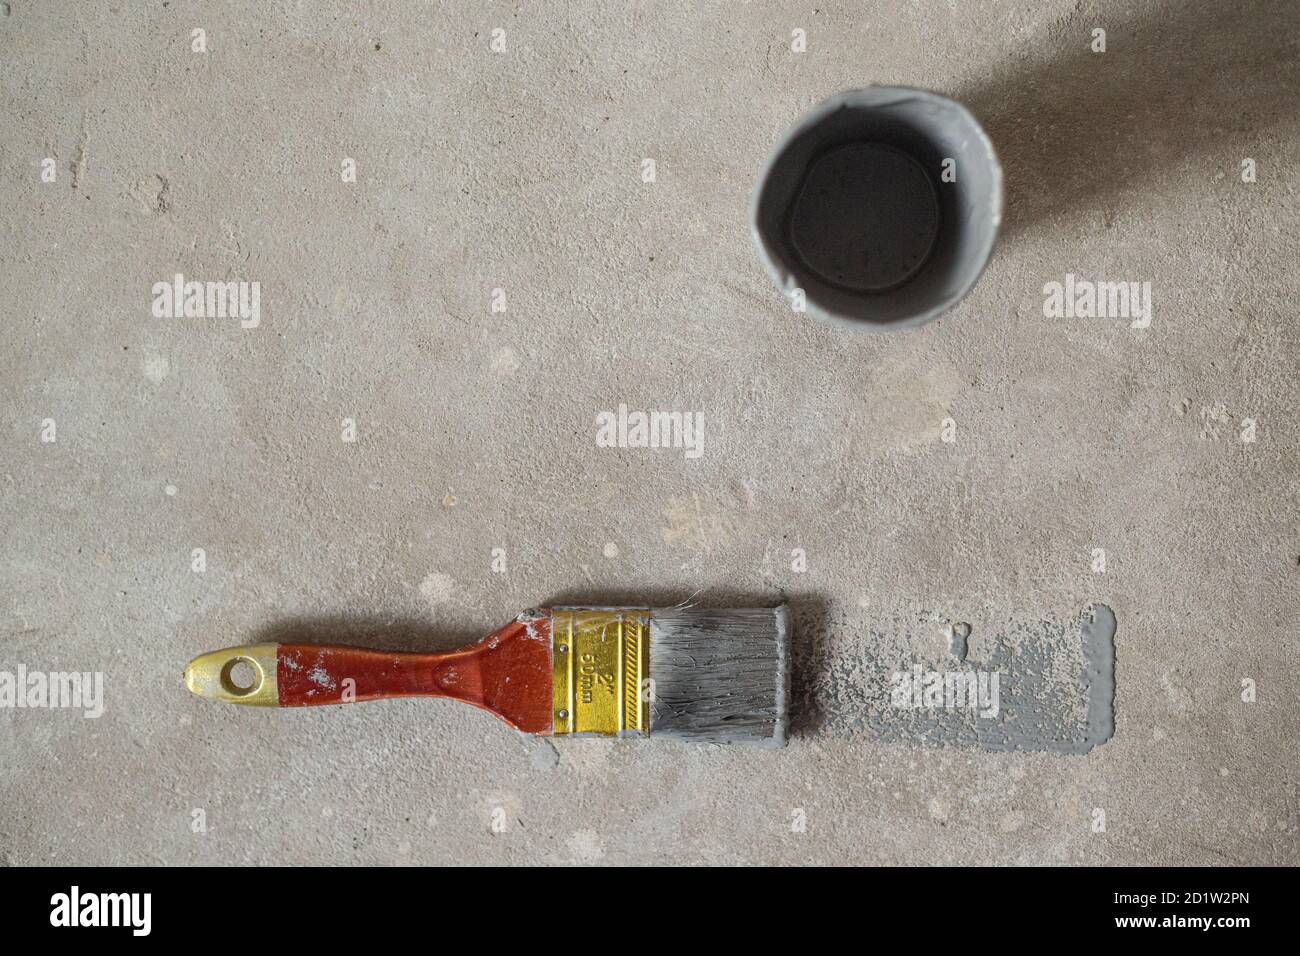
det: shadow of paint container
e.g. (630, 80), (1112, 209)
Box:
(751, 87), (1002, 331)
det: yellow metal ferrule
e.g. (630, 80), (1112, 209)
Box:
(551, 608), (650, 736)
(183, 643), (280, 706)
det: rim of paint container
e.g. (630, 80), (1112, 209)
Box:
(750, 85), (1003, 332)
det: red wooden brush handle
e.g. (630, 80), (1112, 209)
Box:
(277, 645), (453, 703)
(275, 617), (553, 733)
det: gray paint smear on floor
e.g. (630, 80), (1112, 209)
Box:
(810, 604), (1116, 754)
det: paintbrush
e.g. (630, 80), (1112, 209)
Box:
(184, 605), (791, 746)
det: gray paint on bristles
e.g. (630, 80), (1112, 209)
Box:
(648, 605), (790, 747)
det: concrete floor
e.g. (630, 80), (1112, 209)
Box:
(3, 0), (1298, 865)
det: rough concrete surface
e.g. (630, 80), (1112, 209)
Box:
(2, 0), (1298, 865)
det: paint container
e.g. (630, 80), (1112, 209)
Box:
(751, 87), (1002, 331)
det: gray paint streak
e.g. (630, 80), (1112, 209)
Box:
(808, 604), (1117, 754)
(947, 621), (971, 662)
(1079, 604), (1117, 753)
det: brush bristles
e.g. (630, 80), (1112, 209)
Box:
(647, 605), (790, 746)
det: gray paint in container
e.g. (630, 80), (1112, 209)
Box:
(752, 87), (1002, 330)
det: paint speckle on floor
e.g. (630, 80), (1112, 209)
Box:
(418, 572), (456, 608)
(142, 351), (169, 382)
(529, 737), (561, 770)
(489, 346), (520, 376)
(566, 829), (605, 863)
